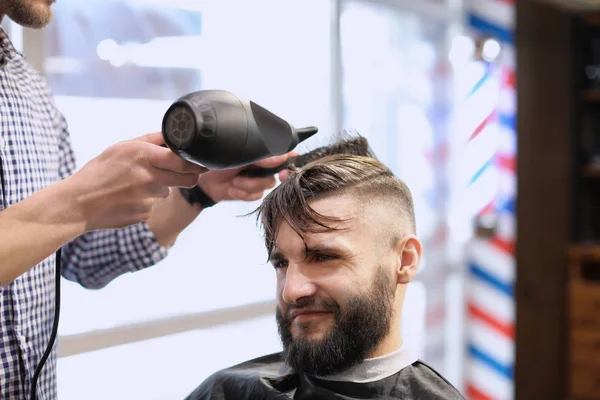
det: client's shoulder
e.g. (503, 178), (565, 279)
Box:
(184, 352), (289, 400)
(399, 360), (466, 399)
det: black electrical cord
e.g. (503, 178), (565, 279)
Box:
(29, 248), (61, 400)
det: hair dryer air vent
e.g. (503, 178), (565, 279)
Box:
(164, 105), (197, 149)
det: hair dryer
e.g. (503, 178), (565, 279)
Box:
(161, 90), (318, 172)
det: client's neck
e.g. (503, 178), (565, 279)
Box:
(368, 333), (403, 359)
(367, 302), (404, 359)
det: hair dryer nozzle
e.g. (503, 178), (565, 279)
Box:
(297, 126), (318, 143)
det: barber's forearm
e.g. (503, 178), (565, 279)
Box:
(0, 178), (86, 286)
(145, 189), (203, 247)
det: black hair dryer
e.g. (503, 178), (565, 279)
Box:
(161, 90), (318, 171)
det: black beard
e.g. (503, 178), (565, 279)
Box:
(276, 266), (395, 377)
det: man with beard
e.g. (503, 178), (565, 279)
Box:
(185, 154), (465, 399)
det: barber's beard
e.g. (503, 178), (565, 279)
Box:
(4, 0), (54, 29)
(276, 266), (396, 377)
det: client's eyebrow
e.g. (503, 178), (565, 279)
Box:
(304, 242), (357, 260)
(269, 245), (347, 262)
(304, 246), (343, 255)
(268, 250), (286, 264)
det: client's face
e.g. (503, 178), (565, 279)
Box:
(271, 195), (397, 376)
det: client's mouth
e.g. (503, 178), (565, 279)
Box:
(290, 309), (332, 321)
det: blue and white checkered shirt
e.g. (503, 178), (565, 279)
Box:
(0, 28), (169, 399)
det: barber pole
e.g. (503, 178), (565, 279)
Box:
(464, 1), (516, 399)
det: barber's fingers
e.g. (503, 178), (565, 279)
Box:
(231, 176), (276, 192)
(131, 132), (166, 146)
(278, 169), (292, 182)
(252, 151), (300, 169)
(150, 168), (201, 189)
(228, 187), (264, 202)
(155, 186), (172, 199)
(124, 132), (206, 175)
(144, 144), (207, 175)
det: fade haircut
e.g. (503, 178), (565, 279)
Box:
(255, 154), (416, 257)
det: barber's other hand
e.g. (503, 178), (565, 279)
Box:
(66, 132), (207, 232)
(197, 152), (299, 203)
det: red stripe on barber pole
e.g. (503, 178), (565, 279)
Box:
(497, 153), (515, 174)
(501, 68), (516, 89)
(467, 384), (495, 400)
(490, 237), (514, 256)
(468, 303), (514, 339)
(424, 141), (450, 165)
(469, 111), (498, 142)
(426, 303), (446, 328)
(479, 201), (495, 216)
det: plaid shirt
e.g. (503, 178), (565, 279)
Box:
(0, 29), (169, 399)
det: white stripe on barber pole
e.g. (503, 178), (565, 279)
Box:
(467, 359), (513, 400)
(469, 239), (515, 284)
(469, 318), (515, 368)
(466, 277), (514, 332)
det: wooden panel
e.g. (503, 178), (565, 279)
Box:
(570, 282), (600, 329)
(569, 245), (600, 261)
(515, 2), (574, 400)
(581, 164), (600, 178)
(581, 89), (600, 102)
(570, 328), (600, 368)
(536, 1), (600, 13)
(570, 364), (600, 399)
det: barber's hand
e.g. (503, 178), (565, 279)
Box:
(196, 152), (299, 203)
(278, 168), (293, 182)
(66, 132), (207, 232)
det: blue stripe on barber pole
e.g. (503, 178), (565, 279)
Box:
(467, 14), (514, 45)
(468, 156), (494, 187)
(498, 113), (516, 130)
(466, 0), (516, 399)
(468, 63), (495, 98)
(497, 197), (515, 215)
(469, 0), (514, 32)
(468, 263), (513, 297)
(468, 344), (513, 380)
(470, 239), (514, 284)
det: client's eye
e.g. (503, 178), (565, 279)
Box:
(314, 254), (335, 262)
(273, 260), (288, 269)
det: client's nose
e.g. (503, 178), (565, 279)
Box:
(281, 264), (317, 304)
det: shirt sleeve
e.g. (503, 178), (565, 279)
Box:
(60, 224), (170, 289)
(56, 113), (170, 288)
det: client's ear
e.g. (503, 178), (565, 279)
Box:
(395, 235), (422, 284)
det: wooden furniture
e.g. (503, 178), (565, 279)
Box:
(566, 11), (600, 400)
(515, 2), (573, 399)
(516, 1), (600, 397)
(568, 245), (600, 398)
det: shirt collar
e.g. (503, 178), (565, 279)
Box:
(0, 26), (19, 67)
(313, 346), (419, 383)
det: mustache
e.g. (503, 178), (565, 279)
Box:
(280, 297), (340, 320)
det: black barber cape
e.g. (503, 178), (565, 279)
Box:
(185, 350), (465, 400)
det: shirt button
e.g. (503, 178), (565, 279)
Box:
(0, 137), (5, 150)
